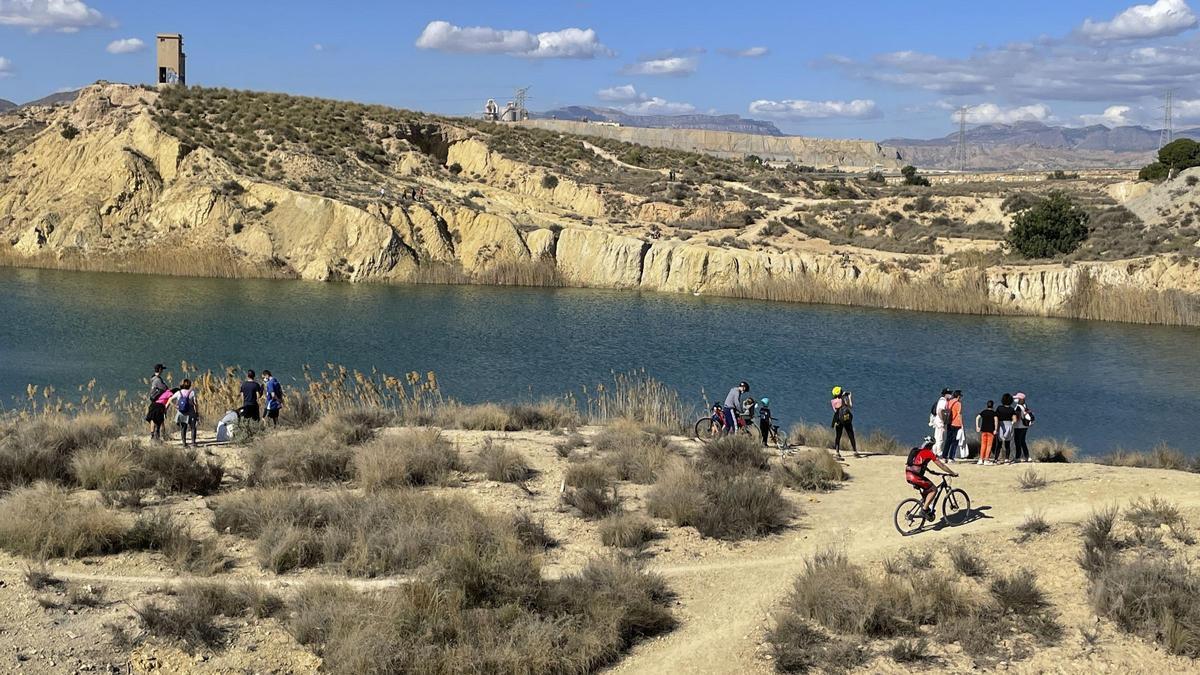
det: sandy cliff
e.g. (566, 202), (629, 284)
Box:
(1, 84), (1196, 324)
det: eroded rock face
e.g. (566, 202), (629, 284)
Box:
(1, 83), (1197, 323)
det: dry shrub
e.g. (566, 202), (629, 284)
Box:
(767, 614), (868, 673)
(246, 429), (354, 486)
(443, 402), (510, 431)
(1090, 555), (1200, 657)
(123, 510), (229, 575)
(1017, 468), (1046, 491)
(564, 460), (613, 490)
(772, 450), (846, 491)
(0, 483), (126, 558)
(553, 433), (587, 458)
(644, 460), (706, 526)
(290, 556), (674, 674)
(1032, 438), (1076, 463)
(1126, 497), (1184, 529)
(0, 413), (119, 488)
(948, 544), (987, 578)
(787, 421), (834, 449)
(1080, 506), (1122, 576)
(354, 429), (460, 489)
(213, 489), (526, 577)
(71, 439), (139, 490)
(593, 419), (676, 483)
(139, 445), (224, 495)
(862, 429), (905, 455)
(472, 438), (532, 483)
(563, 485), (622, 520)
(599, 514), (658, 548)
(700, 434), (770, 473)
(137, 580), (282, 651)
(1017, 510), (1051, 541)
(782, 548), (917, 638)
(1096, 443), (1199, 472)
(512, 512), (557, 550)
(990, 570), (1048, 615)
(889, 638), (931, 664)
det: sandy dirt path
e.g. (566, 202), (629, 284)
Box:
(611, 454), (1200, 674)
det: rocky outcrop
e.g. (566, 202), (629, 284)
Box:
(446, 138), (605, 216)
(518, 119), (902, 170)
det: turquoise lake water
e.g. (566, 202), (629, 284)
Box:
(1, 266), (1197, 454)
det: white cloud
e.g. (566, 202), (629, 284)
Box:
(0, 0), (110, 32)
(105, 38), (144, 55)
(748, 98), (880, 119)
(720, 46), (769, 58)
(958, 103), (1052, 124)
(1175, 99), (1200, 121)
(1079, 105), (1139, 126)
(597, 84), (641, 103)
(1079, 0), (1198, 41)
(0, 56), (12, 78)
(619, 97), (696, 115)
(313, 43), (324, 52)
(621, 55), (698, 76)
(415, 20), (612, 59)
(595, 84), (694, 114)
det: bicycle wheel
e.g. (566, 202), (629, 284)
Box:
(894, 498), (927, 536)
(942, 488), (972, 526)
(738, 422), (757, 438)
(695, 417), (719, 440)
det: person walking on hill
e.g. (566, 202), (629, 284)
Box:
(1013, 392), (1033, 462)
(239, 370), (264, 422)
(830, 386), (860, 459)
(943, 390), (964, 462)
(976, 400), (997, 465)
(145, 363), (169, 442)
(930, 388), (951, 459)
(723, 381), (749, 434)
(995, 393), (1017, 464)
(170, 380), (199, 447)
(263, 369), (283, 427)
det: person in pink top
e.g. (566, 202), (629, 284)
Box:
(146, 386), (176, 442)
(830, 386), (860, 459)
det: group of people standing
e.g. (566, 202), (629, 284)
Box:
(931, 388), (1035, 464)
(144, 364), (284, 446)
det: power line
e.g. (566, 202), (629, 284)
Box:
(955, 106), (970, 172)
(1159, 90), (1175, 149)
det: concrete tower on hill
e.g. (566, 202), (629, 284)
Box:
(156, 34), (186, 86)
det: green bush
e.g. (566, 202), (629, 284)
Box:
(1006, 191), (1090, 258)
(1138, 139), (1200, 181)
(901, 165), (930, 187)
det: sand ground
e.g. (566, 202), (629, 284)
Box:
(0, 427), (1196, 674)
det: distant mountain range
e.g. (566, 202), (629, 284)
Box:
(885, 121), (1200, 170)
(535, 106), (783, 136)
(0, 90), (80, 112)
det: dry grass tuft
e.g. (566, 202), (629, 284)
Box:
(772, 450), (847, 491)
(123, 510), (230, 575)
(1017, 468), (1047, 491)
(599, 514), (658, 548)
(1126, 497), (1183, 529)
(136, 580), (283, 651)
(947, 544), (987, 577)
(647, 457), (792, 541)
(593, 420), (676, 484)
(1096, 443), (1199, 472)
(700, 434), (771, 473)
(1080, 506), (1122, 576)
(472, 438), (532, 483)
(354, 429), (460, 489)
(0, 413), (120, 489)
(1017, 510), (1051, 541)
(786, 421), (834, 450)
(0, 483), (127, 558)
(1032, 438), (1077, 463)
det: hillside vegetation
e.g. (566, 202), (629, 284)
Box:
(1, 83), (1199, 324)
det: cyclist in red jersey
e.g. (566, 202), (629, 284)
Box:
(906, 436), (958, 519)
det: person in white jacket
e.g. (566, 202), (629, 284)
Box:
(929, 388), (952, 458)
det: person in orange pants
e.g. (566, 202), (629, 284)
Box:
(976, 400), (997, 465)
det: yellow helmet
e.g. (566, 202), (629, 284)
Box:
(831, 386), (842, 396)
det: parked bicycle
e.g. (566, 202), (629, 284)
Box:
(695, 406), (787, 450)
(893, 471), (971, 535)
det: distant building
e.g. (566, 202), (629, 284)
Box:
(156, 34), (186, 86)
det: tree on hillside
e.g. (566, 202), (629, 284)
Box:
(1006, 191), (1090, 258)
(1138, 138), (1200, 182)
(901, 165), (930, 187)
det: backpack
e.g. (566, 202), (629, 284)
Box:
(1021, 405), (1035, 425)
(177, 391), (194, 416)
(905, 447), (928, 474)
(267, 379), (284, 408)
(835, 403), (853, 425)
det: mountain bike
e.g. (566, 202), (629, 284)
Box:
(893, 472), (971, 536)
(695, 411), (788, 450)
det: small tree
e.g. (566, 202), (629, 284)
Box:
(1006, 191), (1090, 258)
(1138, 139), (1200, 181)
(901, 165), (930, 187)
(541, 174), (559, 190)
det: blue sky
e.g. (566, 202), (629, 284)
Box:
(2, 0), (1200, 139)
